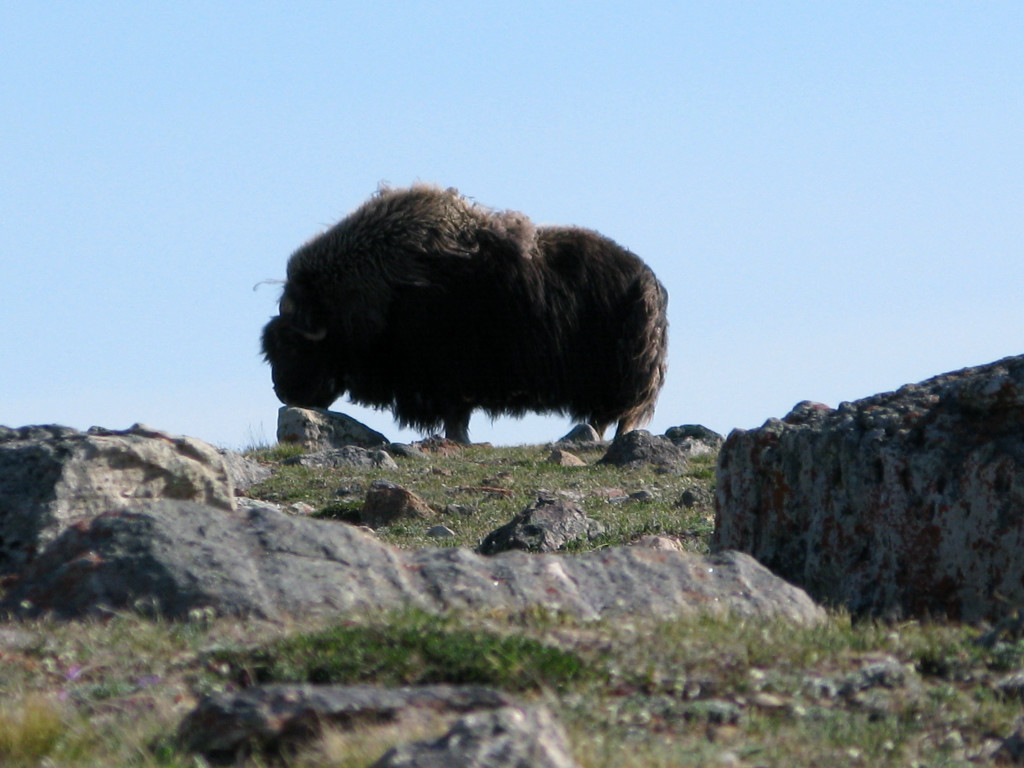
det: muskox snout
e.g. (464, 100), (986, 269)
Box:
(270, 369), (338, 409)
(262, 314), (341, 408)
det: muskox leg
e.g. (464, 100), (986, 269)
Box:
(444, 409), (472, 444)
(614, 415), (644, 437)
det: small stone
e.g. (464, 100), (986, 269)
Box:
(285, 447), (397, 469)
(335, 484), (365, 497)
(598, 430), (687, 469)
(426, 525), (456, 539)
(633, 535), (682, 551)
(751, 692), (787, 710)
(676, 486), (713, 509)
(546, 449), (586, 467)
(361, 481), (435, 529)
(372, 705), (580, 768)
(479, 497), (605, 554)
(995, 671), (1024, 701)
(412, 436), (463, 456)
(557, 424), (601, 443)
(664, 424), (724, 457)
(684, 699), (741, 725)
(839, 656), (907, 694)
(387, 443), (429, 459)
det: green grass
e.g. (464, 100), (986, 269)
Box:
(0, 696), (63, 766)
(212, 610), (594, 691)
(245, 441), (716, 552)
(1, 440), (1020, 766)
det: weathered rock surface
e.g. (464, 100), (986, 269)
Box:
(218, 449), (273, 491)
(714, 354), (1024, 621)
(389, 443), (430, 460)
(178, 683), (516, 760)
(665, 424), (725, 458)
(479, 497), (605, 554)
(556, 424), (602, 444)
(284, 446), (398, 470)
(362, 480), (436, 528)
(372, 705), (579, 768)
(633, 535), (684, 552)
(598, 429), (688, 469)
(676, 485), (714, 510)
(546, 449), (586, 467)
(277, 406), (389, 450)
(0, 424), (234, 575)
(0, 499), (824, 625)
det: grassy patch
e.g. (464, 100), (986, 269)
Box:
(244, 440), (716, 553)
(0, 696), (63, 766)
(213, 610), (595, 692)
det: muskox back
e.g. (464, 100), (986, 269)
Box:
(262, 185), (668, 442)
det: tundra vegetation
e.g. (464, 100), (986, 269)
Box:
(1, 441), (1022, 766)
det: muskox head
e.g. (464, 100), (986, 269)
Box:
(261, 286), (342, 408)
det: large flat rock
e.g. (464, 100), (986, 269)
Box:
(1, 500), (824, 625)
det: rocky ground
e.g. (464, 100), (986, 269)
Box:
(4, 354), (1024, 765)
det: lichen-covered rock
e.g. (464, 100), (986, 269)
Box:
(546, 449), (586, 467)
(556, 424), (602, 444)
(597, 430), (687, 469)
(0, 423), (234, 575)
(1, 500), (824, 626)
(664, 424), (724, 458)
(478, 497), (604, 554)
(362, 480), (436, 528)
(373, 705), (580, 768)
(714, 354), (1024, 621)
(178, 684), (516, 760)
(218, 449), (273, 491)
(284, 446), (398, 469)
(276, 406), (389, 450)
(0, 501), (419, 620)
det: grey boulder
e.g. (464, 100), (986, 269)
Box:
(0, 423), (234, 575)
(277, 406), (389, 450)
(715, 354), (1024, 621)
(373, 705), (579, 768)
(479, 497), (605, 554)
(179, 684), (516, 760)
(1, 500), (824, 626)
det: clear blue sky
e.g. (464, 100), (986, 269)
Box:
(3, 3), (1022, 449)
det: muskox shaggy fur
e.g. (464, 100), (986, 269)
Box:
(262, 185), (668, 443)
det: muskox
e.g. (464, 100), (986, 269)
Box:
(262, 185), (668, 443)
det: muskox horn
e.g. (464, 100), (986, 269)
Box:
(299, 327), (327, 342)
(278, 295), (327, 341)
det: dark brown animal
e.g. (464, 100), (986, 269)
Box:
(262, 185), (668, 442)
